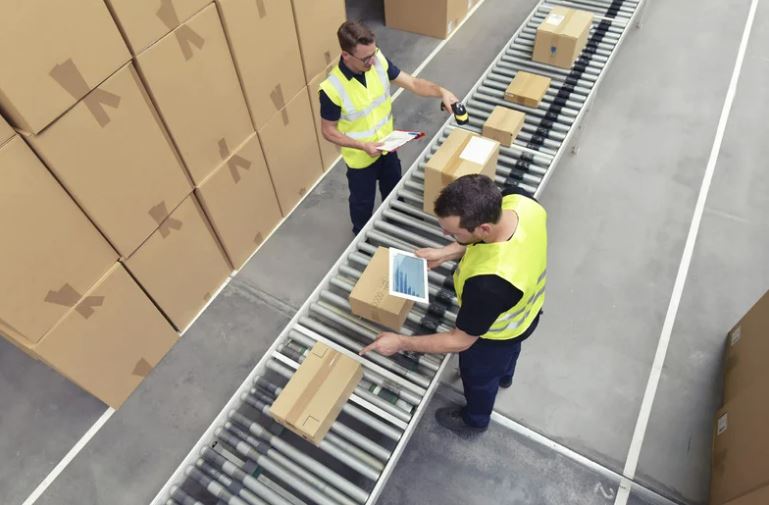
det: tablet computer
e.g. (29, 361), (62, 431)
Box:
(388, 248), (429, 304)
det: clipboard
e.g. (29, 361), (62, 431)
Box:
(377, 130), (426, 154)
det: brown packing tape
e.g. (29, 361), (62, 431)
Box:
(254, 232), (264, 245)
(324, 50), (333, 65)
(49, 59), (121, 127)
(218, 139), (252, 183)
(44, 284), (104, 319)
(156, 0), (205, 60)
(256, 0), (267, 18)
(74, 296), (105, 319)
(132, 358), (154, 377)
(149, 202), (184, 238)
(270, 85), (290, 126)
(285, 352), (340, 426)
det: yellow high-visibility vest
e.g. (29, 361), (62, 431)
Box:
(454, 194), (547, 340)
(319, 52), (394, 168)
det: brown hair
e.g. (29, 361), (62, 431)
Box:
(337, 21), (375, 53)
(435, 175), (502, 230)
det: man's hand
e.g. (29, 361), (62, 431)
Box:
(359, 332), (404, 356)
(416, 247), (448, 269)
(440, 89), (459, 117)
(361, 141), (383, 157)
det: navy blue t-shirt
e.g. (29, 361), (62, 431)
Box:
(319, 57), (401, 122)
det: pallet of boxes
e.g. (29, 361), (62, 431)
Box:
(709, 290), (769, 505)
(0, 0), (344, 409)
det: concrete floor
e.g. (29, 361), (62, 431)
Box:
(2, 0), (767, 504)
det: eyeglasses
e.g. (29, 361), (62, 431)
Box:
(348, 48), (378, 65)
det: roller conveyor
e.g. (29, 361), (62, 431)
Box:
(152, 0), (646, 503)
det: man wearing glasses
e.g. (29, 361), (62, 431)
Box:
(320, 21), (459, 235)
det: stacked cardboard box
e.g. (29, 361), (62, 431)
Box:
(0, 113), (13, 146)
(385, 0), (468, 39)
(308, 62), (343, 171)
(291, 0), (347, 83)
(710, 290), (769, 505)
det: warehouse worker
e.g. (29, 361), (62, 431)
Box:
(360, 175), (547, 436)
(319, 21), (459, 235)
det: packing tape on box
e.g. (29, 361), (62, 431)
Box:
(285, 351), (340, 426)
(218, 138), (252, 183)
(156, 0), (205, 61)
(149, 201), (183, 238)
(254, 232), (264, 245)
(49, 59), (121, 127)
(44, 283), (104, 318)
(324, 50), (333, 65)
(132, 357), (154, 377)
(270, 85), (290, 125)
(256, 0), (267, 18)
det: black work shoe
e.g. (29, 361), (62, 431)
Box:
(499, 376), (513, 389)
(435, 406), (487, 436)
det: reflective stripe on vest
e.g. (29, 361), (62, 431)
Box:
(453, 194), (548, 340)
(318, 52), (394, 168)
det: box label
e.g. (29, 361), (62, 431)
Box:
(729, 325), (742, 346)
(460, 136), (496, 164)
(717, 413), (728, 435)
(545, 13), (565, 26)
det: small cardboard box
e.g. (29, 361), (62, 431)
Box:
(482, 106), (525, 147)
(349, 247), (415, 330)
(710, 384), (769, 505)
(385, 0), (467, 39)
(532, 7), (592, 69)
(308, 63), (341, 171)
(196, 134), (283, 270)
(290, 0), (346, 83)
(124, 194), (232, 331)
(33, 264), (179, 408)
(724, 290), (769, 404)
(0, 0), (130, 133)
(135, 4), (253, 185)
(270, 341), (363, 445)
(722, 484), (769, 505)
(258, 86), (323, 215)
(105, 0), (211, 54)
(505, 71), (552, 108)
(0, 113), (13, 146)
(423, 128), (499, 214)
(24, 63), (191, 258)
(0, 137), (116, 346)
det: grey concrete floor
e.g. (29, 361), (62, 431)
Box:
(2, 0), (766, 504)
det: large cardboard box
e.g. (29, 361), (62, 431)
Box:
(24, 63), (191, 258)
(505, 71), (552, 108)
(0, 113), (13, 146)
(724, 290), (769, 403)
(290, 0), (346, 82)
(196, 134), (283, 270)
(0, 0), (130, 133)
(105, 0), (211, 54)
(308, 63), (342, 171)
(0, 137), (116, 346)
(124, 195), (232, 331)
(33, 264), (179, 408)
(532, 7), (592, 69)
(483, 106), (525, 147)
(385, 0), (468, 39)
(217, 0), (306, 131)
(349, 247), (415, 330)
(723, 485), (769, 505)
(136, 4), (253, 185)
(422, 128), (499, 214)
(710, 385), (769, 505)
(258, 87), (323, 215)
(270, 341), (363, 445)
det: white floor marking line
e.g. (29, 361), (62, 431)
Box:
(613, 1), (760, 503)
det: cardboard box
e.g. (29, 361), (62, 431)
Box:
(217, 0), (306, 131)
(196, 134), (283, 270)
(258, 87), (323, 215)
(307, 63), (341, 171)
(269, 341), (363, 445)
(710, 385), (769, 505)
(290, 0), (346, 82)
(724, 290), (769, 403)
(422, 128), (499, 214)
(0, 137), (116, 346)
(385, 0), (468, 39)
(136, 4), (253, 185)
(0, 0), (130, 133)
(0, 113), (13, 146)
(349, 247), (415, 330)
(532, 7), (592, 69)
(105, 0), (211, 54)
(482, 106), (525, 147)
(24, 63), (191, 258)
(124, 195), (232, 330)
(33, 264), (179, 408)
(505, 71), (552, 108)
(722, 484), (769, 505)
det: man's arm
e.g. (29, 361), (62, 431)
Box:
(416, 241), (466, 269)
(321, 118), (380, 157)
(392, 71), (458, 115)
(359, 327), (477, 356)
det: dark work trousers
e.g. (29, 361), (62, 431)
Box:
(459, 337), (522, 428)
(346, 152), (402, 235)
